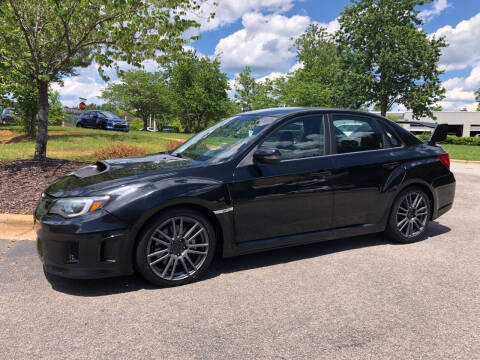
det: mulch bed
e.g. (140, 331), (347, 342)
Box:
(0, 159), (90, 214)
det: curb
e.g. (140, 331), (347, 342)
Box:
(0, 214), (36, 241)
(0, 214), (34, 225)
(451, 159), (480, 164)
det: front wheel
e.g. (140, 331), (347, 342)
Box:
(386, 187), (431, 243)
(135, 208), (216, 287)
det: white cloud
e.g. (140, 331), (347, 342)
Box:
(51, 76), (106, 108)
(214, 12), (311, 74)
(316, 18), (339, 34)
(433, 12), (480, 71)
(51, 59), (164, 107)
(439, 63), (480, 111)
(419, 0), (450, 22)
(191, 0), (295, 32)
(257, 62), (304, 82)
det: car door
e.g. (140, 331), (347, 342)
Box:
(328, 113), (405, 228)
(230, 114), (334, 243)
(88, 111), (98, 127)
(78, 111), (88, 126)
(81, 111), (92, 127)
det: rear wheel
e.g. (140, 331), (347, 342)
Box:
(386, 187), (431, 243)
(135, 208), (216, 287)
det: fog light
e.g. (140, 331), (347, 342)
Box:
(66, 242), (79, 264)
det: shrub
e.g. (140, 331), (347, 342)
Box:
(442, 136), (480, 146)
(129, 118), (144, 131)
(94, 144), (146, 161)
(416, 133), (480, 146)
(417, 132), (431, 141)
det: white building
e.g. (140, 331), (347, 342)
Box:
(380, 111), (480, 137)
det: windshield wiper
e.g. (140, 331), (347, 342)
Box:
(171, 152), (192, 160)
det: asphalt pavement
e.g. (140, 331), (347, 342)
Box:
(1, 162), (479, 359)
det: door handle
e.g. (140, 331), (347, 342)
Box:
(382, 162), (400, 170)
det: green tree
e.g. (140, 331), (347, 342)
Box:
(48, 90), (66, 126)
(286, 25), (339, 107)
(274, 24), (364, 109)
(168, 52), (230, 133)
(475, 88), (480, 111)
(251, 79), (281, 110)
(234, 66), (257, 111)
(102, 70), (173, 130)
(337, 0), (446, 118)
(0, 0), (200, 159)
(0, 62), (38, 136)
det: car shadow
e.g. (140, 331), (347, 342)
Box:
(45, 221), (451, 297)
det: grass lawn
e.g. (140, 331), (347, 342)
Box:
(442, 144), (480, 161)
(0, 126), (192, 161)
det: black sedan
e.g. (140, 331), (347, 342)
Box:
(35, 108), (455, 286)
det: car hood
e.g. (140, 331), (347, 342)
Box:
(45, 154), (200, 198)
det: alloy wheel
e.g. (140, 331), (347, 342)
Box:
(146, 216), (209, 281)
(396, 192), (428, 238)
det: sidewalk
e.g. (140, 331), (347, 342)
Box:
(0, 214), (36, 241)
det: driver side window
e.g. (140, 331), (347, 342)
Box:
(261, 115), (324, 160)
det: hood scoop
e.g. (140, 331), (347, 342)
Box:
(70, 154), (183, 179)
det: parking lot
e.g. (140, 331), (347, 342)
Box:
(1, 162), (479, 359)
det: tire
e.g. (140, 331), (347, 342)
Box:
(386, 186), (431, 243)
(135, 208), (217, 287)
(76, 122), (83, 128)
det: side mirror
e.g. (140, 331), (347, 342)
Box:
(253, 147), (281, 164)
(428, 124), (448, 145)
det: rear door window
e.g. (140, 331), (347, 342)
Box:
(332, 115), (384, 154)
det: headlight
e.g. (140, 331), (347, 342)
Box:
(48, 196), (110, 218)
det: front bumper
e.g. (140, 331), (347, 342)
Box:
(106, 123), (129, 132)
(35, 210), (134, 279)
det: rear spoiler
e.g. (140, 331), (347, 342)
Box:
(395, 121), (448, 146)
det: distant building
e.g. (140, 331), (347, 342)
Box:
(378, 111), (480, 137)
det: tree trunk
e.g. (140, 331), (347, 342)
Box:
(380, 98), (388, 117)
(34, 81), (49, 160)
(142, 117), (148, 131)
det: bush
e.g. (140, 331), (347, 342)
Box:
(129, 118), (144, 131)
(416, 133), (480, 146)
(442, 136), (480, 146)
(417, 132), (431, 141)
(94, 144), (146, 161)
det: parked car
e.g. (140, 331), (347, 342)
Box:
(35, 108), (455, 287)
(76, 110), (129, 132)
(1, 107), (18, 125)
(161, 125), (180, 133)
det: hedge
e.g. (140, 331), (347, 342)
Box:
(416, 133), (480, 146)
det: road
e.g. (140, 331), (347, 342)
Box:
(1, 163), (479, 359)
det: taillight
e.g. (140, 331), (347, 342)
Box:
(439, 152), (450, 169)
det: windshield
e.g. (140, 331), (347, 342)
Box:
(172, 115), (277, 163)
(101, 111), (119, 119)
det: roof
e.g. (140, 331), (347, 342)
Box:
(239, 107), (383, 118)
(240, 107), (316, 117)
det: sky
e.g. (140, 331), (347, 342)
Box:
(53, 0), (480, 112)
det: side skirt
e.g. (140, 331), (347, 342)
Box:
(222, 222), (385, 258)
